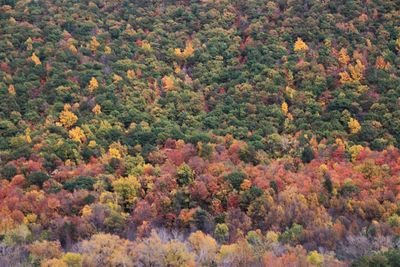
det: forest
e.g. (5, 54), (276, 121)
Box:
(0, 0), (399, 266)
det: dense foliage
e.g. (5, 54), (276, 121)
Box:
(0, 0), (399, 266)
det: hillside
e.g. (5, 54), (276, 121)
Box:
(0, 0), (400, 266)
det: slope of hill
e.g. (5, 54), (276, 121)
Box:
(0, 0), (399, 266)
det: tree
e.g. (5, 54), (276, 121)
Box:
(348, 118), (361, 134)
(225, 171), (246, 191)
(176, 163), (195, 186)
(127, 69), (135, 79)
(214, 223), (229, 242)
(162, 75), (175, 91)
(25, 37), (33, 51)
(69, 127), (86, 143)
(348, 60), (365, 81)
(31, 53), (41, 65)
(8, 84), (16, 95)
(217, 239), (254, 266)
(89, 36), (100, 53)
(175, 40), (195, 59)
(59, 106), (78, 128)
(88, 77), (99, 93)
(338, 48), (350, 65)
(112, 175), (141, 207)
(163, 240), (195, 267)
(28, 240), (63, 265)
(92, 104), (101, 115)
(294, 38), (308, 51)
(281, 102), (288, 116)
(63, 176), (95, 192)
(41, 258), (68, 267)
(307, 251), (324, 266)
(62, 253), (83, 267)
(27, 171), (50, 187)
(375, 56), (389, 70)
(339, 71), (353, 84)
(188, 231), (218, 266)
(78, 233), (134, 267)
(301, 146), (314, 163)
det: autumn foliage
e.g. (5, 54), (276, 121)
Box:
(0, 0), (399, 266)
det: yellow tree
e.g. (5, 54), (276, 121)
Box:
(338, 48), (350, 65)
(183, 40), (195, 57)
(59, 106), (78, 128)
(62, 253), (83, 267)
(113, 74), (123, 83)
(68, 44), (78, 54)
(25, 37), (33, 51)
(25, 128), (32, 143)
(348, 59), (365, 81)
(8, 84), (16, 95)
(90, 36), (100, 53)
(79, 234), (134, 267)
(375, 56), (389, 70)
(109, 148), (121, 159)
(294, 38), (308, 52)
(281, 102), (288, 116)
(175, 40), (195, 59)
(348, 118), (361, 134)
(88, 77), (99, 93)
(69, 127), (86, 143)
(92, 104), (101, 115)
(104, 45), (112, 55)
(141, 41), (152, 52)
(112, 175), (141, 207)
(162, 75), (175, 91)
(173, 62), (181, 73)
(307, 251), (324, 266)
(127, 69), (135, 80)
(339, 71), (353, 84)
(31, 53), (41, 65)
